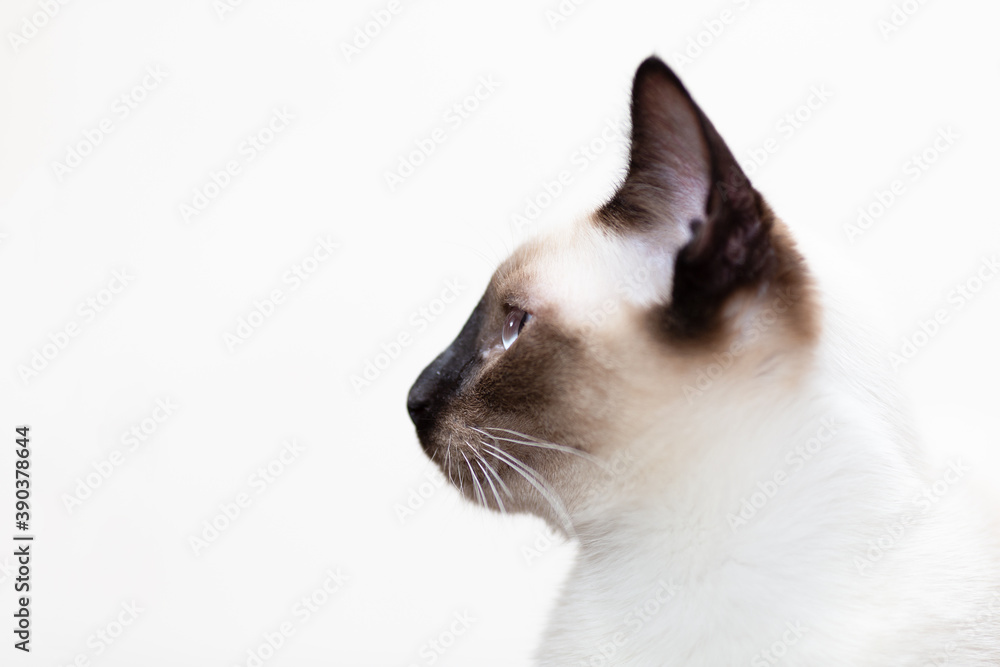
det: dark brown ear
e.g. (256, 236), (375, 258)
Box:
(599, 57), (778, 341)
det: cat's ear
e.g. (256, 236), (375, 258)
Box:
(600, 56), (779, 340)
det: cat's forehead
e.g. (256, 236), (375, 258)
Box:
(492, 217), (669, 313)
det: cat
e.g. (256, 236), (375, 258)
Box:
(406, 56), (1000, 666)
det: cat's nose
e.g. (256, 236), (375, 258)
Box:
(407, 297), (486, 438)
(406, 378), (436, 434)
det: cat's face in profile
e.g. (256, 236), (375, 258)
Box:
(407, 57), (816, 532)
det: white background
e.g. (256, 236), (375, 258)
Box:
(2, 0), (999, 665)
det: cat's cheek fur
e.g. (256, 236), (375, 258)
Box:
(425, 319), (626, 528)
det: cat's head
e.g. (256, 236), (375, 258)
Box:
(407, 57), (818, 533)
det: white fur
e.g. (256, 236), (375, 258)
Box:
(536, 291), (1000, 666)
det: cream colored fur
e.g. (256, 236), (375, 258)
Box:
(525, 221), (1000, 664)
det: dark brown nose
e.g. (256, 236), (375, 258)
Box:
(406, 368), (440, 438)
(406, 297), (487, 448)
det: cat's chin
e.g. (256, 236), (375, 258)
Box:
(419, 423), (597, 535)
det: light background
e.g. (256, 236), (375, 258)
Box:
(2, 0), (999, 665)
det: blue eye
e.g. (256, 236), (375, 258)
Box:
(502, 308), (531, 350)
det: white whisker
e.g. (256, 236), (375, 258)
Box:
(473, 426), (607, 469)
(462, 445), (488, 508)
(481, 441), (575, 537)
(444, 436), (454, 487)
(476, 458), (507, 515)
(459, 449), (475, 500)
(477, 450), (512, 499)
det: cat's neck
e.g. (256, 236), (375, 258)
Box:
(585, 395), (904, 563)
(577, 333), (920, 578)
(541, 325), (997, 665)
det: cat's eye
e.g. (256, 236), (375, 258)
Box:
(502, 308), (531, 350)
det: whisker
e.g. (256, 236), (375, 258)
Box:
(477, 451), (512, 499)
(459, 449), (475, 501)
(481, 441), (575, 537)
(444, 436), (454, 487)
(474, 427), (607, 469)
(476, 458), (506, 515)
(462, 446), (488, 508)
(450, 436), (464, 493)
(479, 426), (538, 441)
